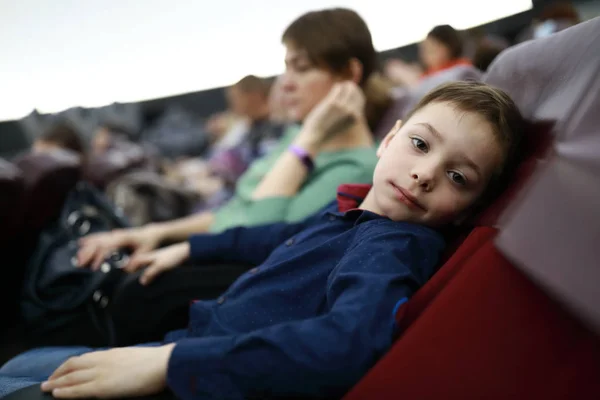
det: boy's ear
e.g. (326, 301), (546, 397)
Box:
(377, 120), (402, 157)
(347, 58), (364, 84)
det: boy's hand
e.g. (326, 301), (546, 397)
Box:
(77, 226), (162, 270)
(124, 242), (191, 285)
(295, 82), (366, 153)
(41, 344), (175, 399)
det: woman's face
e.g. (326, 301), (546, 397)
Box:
(280, 44), (342, 122)
(419, 36), (452, 70)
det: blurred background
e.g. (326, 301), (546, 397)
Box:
(1, 0), (597, 159)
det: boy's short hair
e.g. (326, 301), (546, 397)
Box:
(404, 81), (525, 208)
(427, 25), (464, 59)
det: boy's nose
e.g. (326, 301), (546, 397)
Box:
(411, 170), (434, 192)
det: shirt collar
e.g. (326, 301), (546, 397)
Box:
(336, 184), (372, 212)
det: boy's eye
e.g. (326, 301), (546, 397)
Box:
(447, 171), (467, 186)
(411, 137), (428, 152)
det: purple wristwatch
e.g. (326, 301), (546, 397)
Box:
(288, 144), (315, 172)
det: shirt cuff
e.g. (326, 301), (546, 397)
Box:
(167, 337), (243, 400)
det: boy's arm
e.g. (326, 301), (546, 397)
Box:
(168, 227), (444, 399)
(187, 208), (327, 266)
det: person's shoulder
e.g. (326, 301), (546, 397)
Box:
(338, 218), (445, 281)
(353, 218), (445, 252)
(318, 145), (377, 163)
(358, 217), (441, 237)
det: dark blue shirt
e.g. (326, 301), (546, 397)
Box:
(165, 185), (445, 400)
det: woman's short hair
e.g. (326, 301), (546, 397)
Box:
(282, 8), (376, 86)
(282, 8), (391, 131)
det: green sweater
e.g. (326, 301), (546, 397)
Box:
(209, 125), (377, 232)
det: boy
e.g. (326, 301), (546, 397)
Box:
(0, 82), (524, 400)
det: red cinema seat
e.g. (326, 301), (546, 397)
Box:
(344, 228), (600, 400)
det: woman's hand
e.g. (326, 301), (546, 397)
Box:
(41, 344), (175, 399)
(124, 242), (191, 285)
(295, 81), (366, 153)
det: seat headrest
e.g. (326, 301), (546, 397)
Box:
(0, 158), (23, 183)
(14, 149), (82, 232)
(84, 143), (147, 188)
(490, 17), (600, 334)
(0, 159), (26, 239)
(485, 17), (600, 140)
(473, 121), (555, 228)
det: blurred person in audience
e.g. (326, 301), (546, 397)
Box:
(517, 1), (581, 42)
(90, 123), (137, 156)
(203, 111), (246, 151)
(75, 8), (390, 274)
(385, 25), (471, 88)
(168, 75), (287, 203)
(32, 123), (86, 158)
(202, 76), (273, 155)
(268, 74), (292, 124)
(472, 35), (510, 72)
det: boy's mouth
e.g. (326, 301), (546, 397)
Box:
(389, 182), (426, 211)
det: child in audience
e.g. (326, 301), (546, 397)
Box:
(0, 81), (525, 399)
(386, 24), (471, 87)
(75, 8), (391, 272)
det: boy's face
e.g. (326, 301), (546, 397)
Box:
(369, 101), (504, 227)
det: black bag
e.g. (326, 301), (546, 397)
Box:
(20, 182), (130, 346)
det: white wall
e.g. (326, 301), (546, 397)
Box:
(0, 0), (531, 121)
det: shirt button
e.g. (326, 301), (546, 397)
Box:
(216, 296), (226, 305)
(249, 267), (260, 274)
(285, 238), (295, 246)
